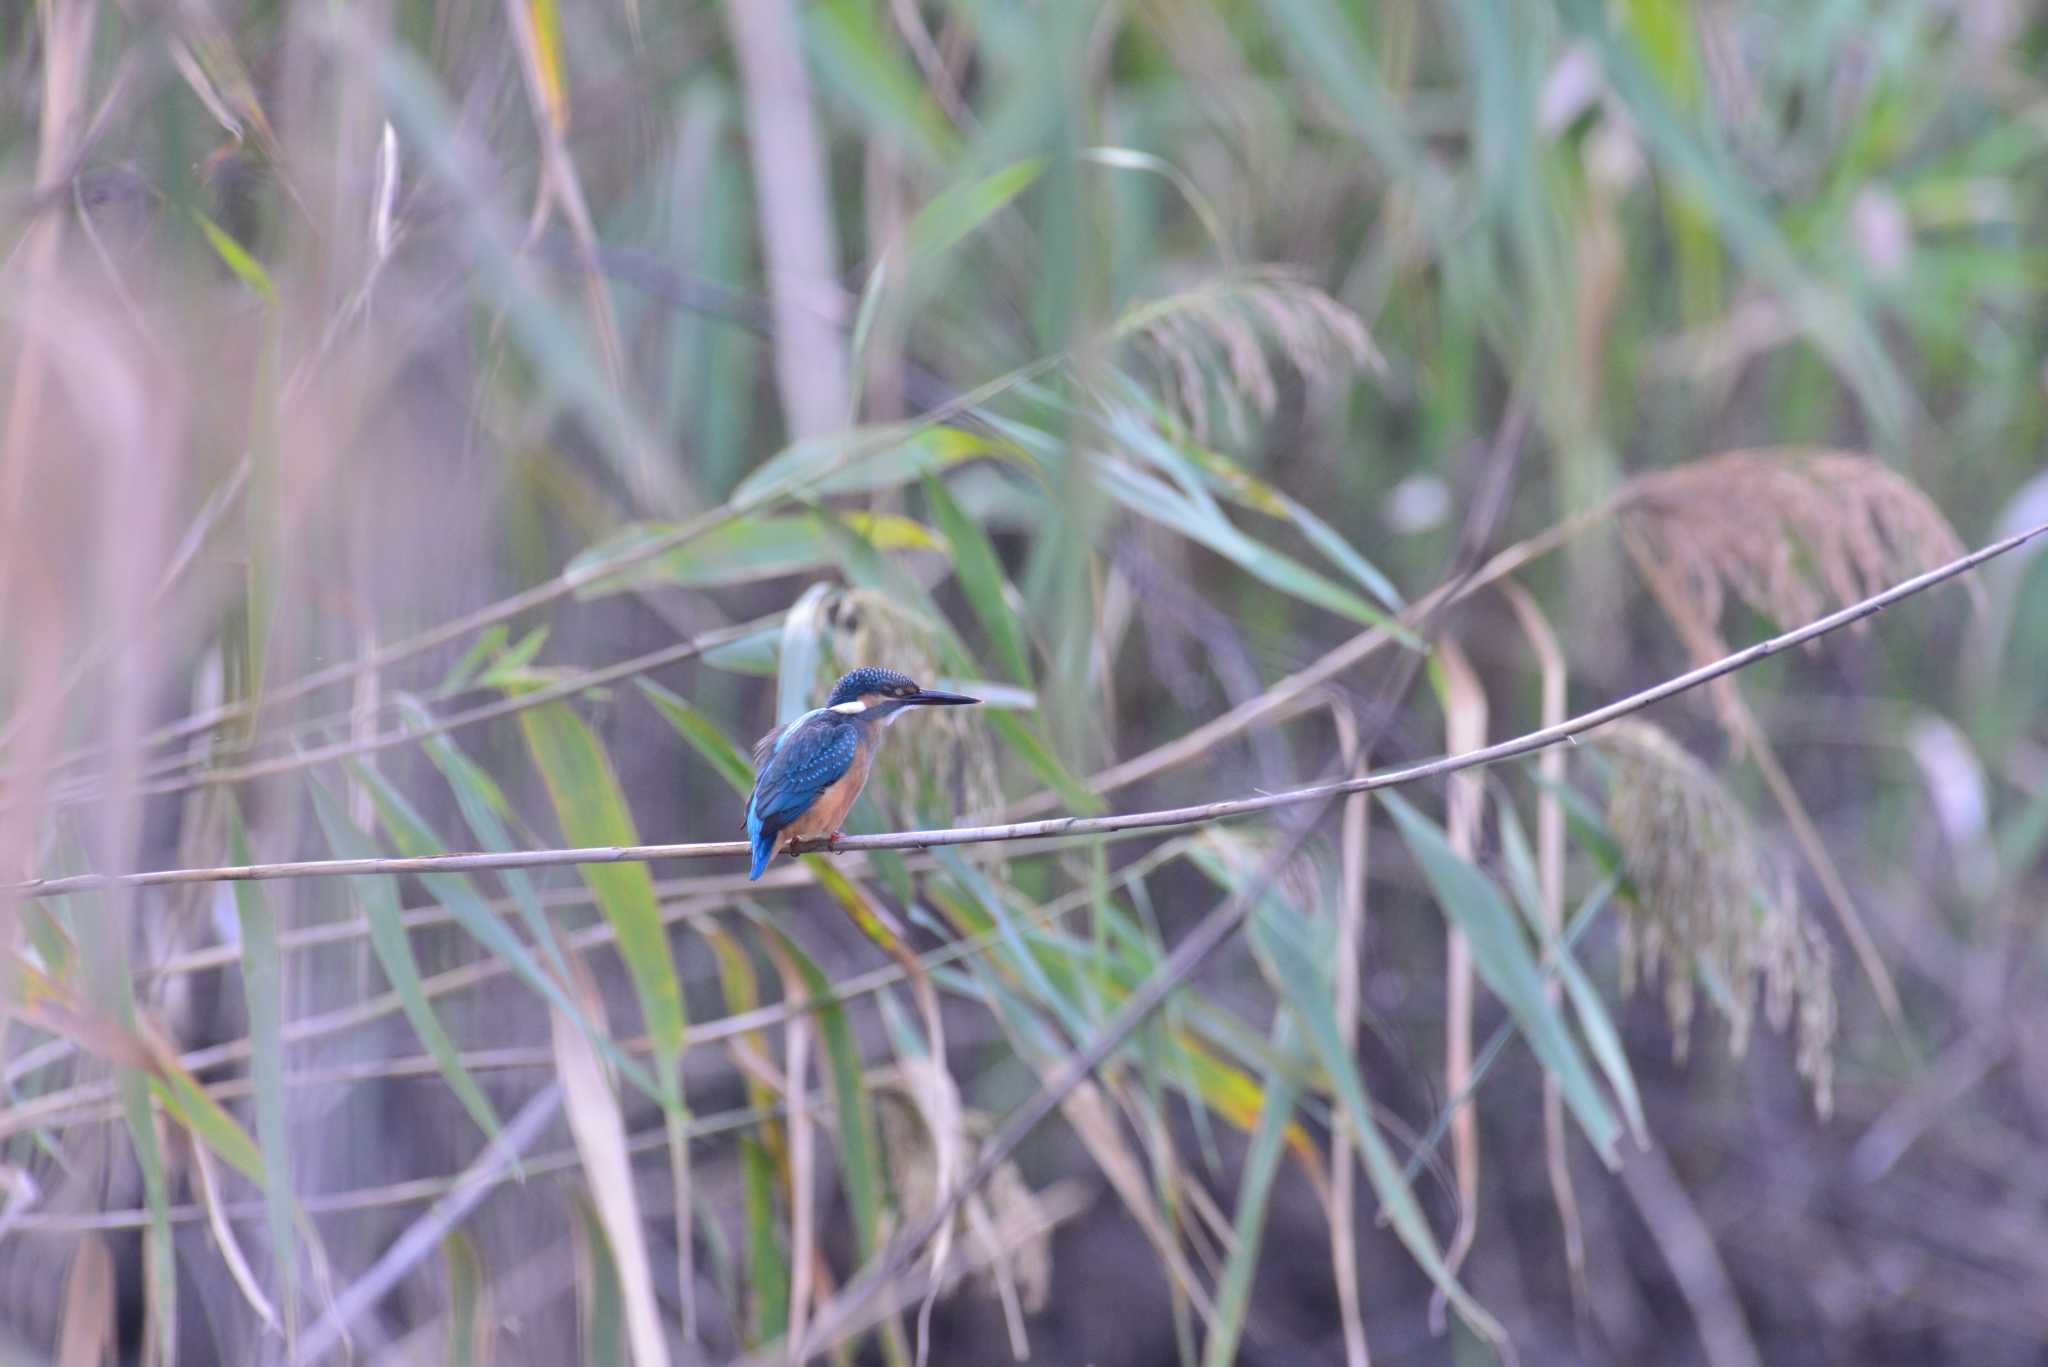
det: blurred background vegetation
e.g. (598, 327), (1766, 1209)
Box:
(3, 0), (2047, 1363)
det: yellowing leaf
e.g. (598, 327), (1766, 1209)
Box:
(569, 513), (944, 597)
(192, 209), (275, 301)
(528, 0), (569, 132)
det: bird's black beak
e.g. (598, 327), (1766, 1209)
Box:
(904, 689), (979, 707)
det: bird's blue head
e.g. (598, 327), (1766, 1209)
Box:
(824, 667), (979, 720)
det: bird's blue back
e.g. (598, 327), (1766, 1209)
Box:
(746, 709), (859, 879)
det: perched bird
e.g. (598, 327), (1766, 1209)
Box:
(745, 666), (979, 880)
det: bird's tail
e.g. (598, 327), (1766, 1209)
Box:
(748, 830), (775, 881)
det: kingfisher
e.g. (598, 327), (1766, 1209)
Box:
(745, 666), (979, 880)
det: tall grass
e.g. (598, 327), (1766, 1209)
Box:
(3, 2), (2048, 1364)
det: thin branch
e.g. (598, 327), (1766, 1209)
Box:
(18, 517), (2038, 901)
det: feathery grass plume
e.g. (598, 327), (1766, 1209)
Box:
(1118, 268), (1383, 441)
(823, 588), (1004, 817)
(1617, 448), (1976, 657)
(1598, 721), (1836, 1113)
(874, 1067), (1051, 1330)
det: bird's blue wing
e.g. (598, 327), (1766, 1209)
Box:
(743, 709), (825, 815)
(746, 720), (858, 842)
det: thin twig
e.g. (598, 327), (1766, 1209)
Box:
(18, 516), (2037, 901)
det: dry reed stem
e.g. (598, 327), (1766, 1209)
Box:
(1847, 1024), (2006, 1180)
(56, 1233), (113, 1367)
(888, 0), (973, 129)
(663, 1089), (700, 1350)
(1435, 639), (1486, 1305)
(1328, 703), (1373, 1367)
(551, 953), (672, 1367)
(933, 937), (1219, 1333)
(874, 1060), (1040, 1358)
(723, 0), (851, 439)
(1500, 580), (1590, 1312)
(0, 893), (730, 1141)
(190, 1133), (281, 1333)
(1, 0), (99, 966)
(780, 958), (818, 1351)
(501, 0), (653, 508)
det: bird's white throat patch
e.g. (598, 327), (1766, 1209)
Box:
(831, 696), (914, 725)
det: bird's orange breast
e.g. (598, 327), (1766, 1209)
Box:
(778, 738), (875, 847)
